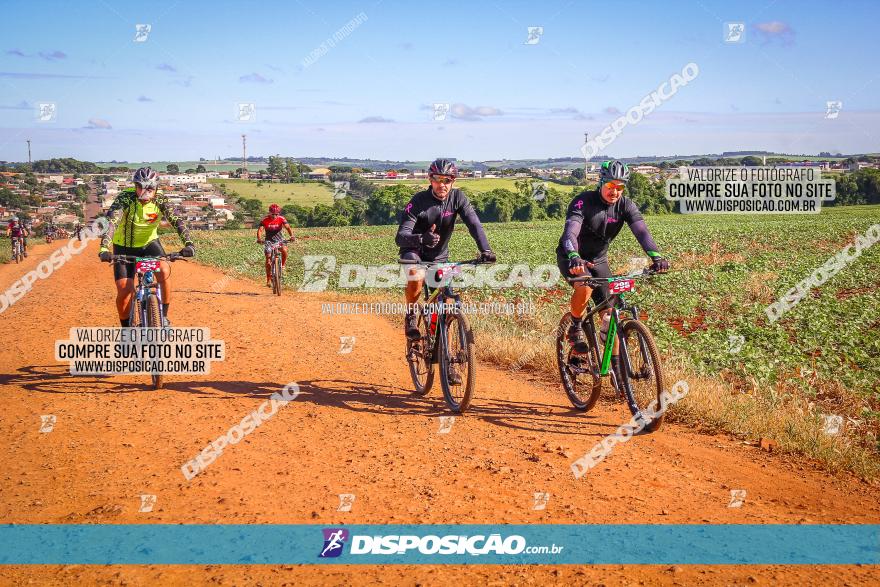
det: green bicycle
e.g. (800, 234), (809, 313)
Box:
(556, 269), (667, 431)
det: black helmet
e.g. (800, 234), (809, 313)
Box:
(428, 158), (458, 178)
(132, 166), (159, 188)
(599, 160), (630, 183)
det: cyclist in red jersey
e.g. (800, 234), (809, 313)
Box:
(6, 217), (27, 257)
(256, 204), (294, 287)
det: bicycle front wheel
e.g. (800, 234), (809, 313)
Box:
(145, 295), (164, 390)
(406, 310), (434, 396)
(273, 254), (283, 296)
(619, 319), (665, 432)
(556, 313), (601, 411)
(439, 310), (475, 413)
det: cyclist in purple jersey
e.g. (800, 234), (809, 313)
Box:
(556, 160), (669, 380)
(396, 158), (495, 339)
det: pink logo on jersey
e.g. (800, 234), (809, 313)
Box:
(574, 200), (583, 209)
(404, 203), (413, 214)
(606, 217), (618, 223)
(442, 210), (453, 218)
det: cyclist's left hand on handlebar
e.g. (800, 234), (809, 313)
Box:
(651, 256), (669, 273)
(180, 243), (196, 258)
(99, 250), (112, 263)
(479, 250), (496, 263)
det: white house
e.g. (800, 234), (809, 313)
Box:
(160, 173), (208, 185)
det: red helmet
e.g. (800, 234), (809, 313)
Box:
(268, 204), (281, 214)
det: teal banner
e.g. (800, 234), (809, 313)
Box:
(0, 525), (877, 565)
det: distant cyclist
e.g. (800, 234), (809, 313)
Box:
(6, 216), (26, 257)
(396, 158), (496, 341)
(256, 203), (294, 287)
(99, 167), (195, 326)
(556, 160), (669, 381)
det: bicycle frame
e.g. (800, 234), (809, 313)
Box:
(130, 259), (164, 325)
(400, 259), (479, 364)
(420, 266), (465, 363)
(570, 272), (650, 378)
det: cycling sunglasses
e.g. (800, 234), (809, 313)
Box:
(135, 182), (158, 191)
(605, 181), (626, 192)
(430, 175), (455, 185)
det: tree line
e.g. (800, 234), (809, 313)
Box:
(242, 169), (880, 228)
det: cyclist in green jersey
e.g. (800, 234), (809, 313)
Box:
(98, 167), (195, 326)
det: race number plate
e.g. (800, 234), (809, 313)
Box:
(135, 259), (160, 274)
(609, 279), (635, 294)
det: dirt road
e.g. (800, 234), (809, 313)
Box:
(1, 239), (877, 585)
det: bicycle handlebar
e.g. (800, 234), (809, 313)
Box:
(565, 267), (662, 285)
(258, 237), (295, 245)
(397, 258), (494, 267)
(106, 253), (187, 263)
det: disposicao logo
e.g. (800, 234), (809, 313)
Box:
(319, 528), (349, 558)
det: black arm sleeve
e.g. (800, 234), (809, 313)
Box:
(561, 216), (582, 256)
(629, 220), (660, 255)
(395, 199), (422, 248)
(561, 197), (585, 256)
(622, 198), (660, 255)
(457, 194), (491, 251)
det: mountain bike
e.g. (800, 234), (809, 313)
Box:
(556, 269), (667, 431)
(399, 258), (493, 413)
(108, 253), (186, 390)
(11, 237), (23, 263)
(261, 237), (293, 296)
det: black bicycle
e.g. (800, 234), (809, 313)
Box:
(399, 258), (492, 412)
(11, 237), (23, 263)
(260, 237), (293, 296)
(108, 253), (186, 390)
(556, 269), (667, 431)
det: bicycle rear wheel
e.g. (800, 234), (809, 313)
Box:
(439, 310), (475, 413)
(273, 254), (283, 296)
(406, 310), (434, 396)
(145, 295), (164, 390)
(619, 319), (665, 432)
(556, 313), (601, 411)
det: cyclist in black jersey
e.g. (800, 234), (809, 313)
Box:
(557, 160), (669, 381)
(396, 158), (495, 340)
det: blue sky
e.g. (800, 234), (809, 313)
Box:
(0, 0), (877, 162)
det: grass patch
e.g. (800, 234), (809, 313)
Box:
(209, 178), (334, 207)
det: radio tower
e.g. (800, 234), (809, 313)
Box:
(583, 132), (589, 174)
(27, 139), (32, 164)
(241, 134), (248, 178)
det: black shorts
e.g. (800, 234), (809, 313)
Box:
(400, 249), (448, 291)
(112, 240), (166, 281)
(556, 253), (612, 306)
(399, 248), (448, 264)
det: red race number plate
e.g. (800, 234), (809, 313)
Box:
(609, 279), (634, 294)
(135, 259), (160, 274)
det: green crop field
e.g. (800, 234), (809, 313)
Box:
(183, 205), (880, 477)
(208, 178), (335, 207)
